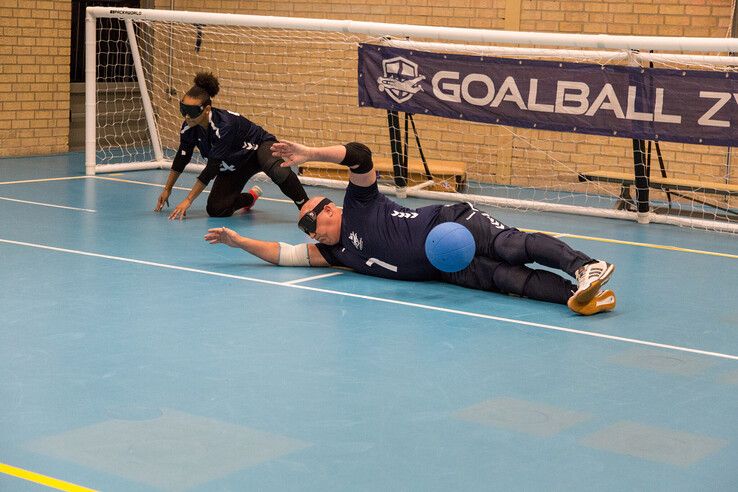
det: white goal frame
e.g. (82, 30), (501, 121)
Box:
(85, 7), (738, 233)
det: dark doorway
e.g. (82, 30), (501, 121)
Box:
(69, 0), (142, 150)
(70, 0), (142, 83)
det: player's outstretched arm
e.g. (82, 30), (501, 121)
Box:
(272, 141), (376, 187)
(204, 227), (329, 267)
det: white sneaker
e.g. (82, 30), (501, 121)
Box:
(571, 260), (615, 304)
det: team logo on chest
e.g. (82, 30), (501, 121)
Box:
(348, 231), (363, 251)
(219, 162), (236, 172)
(391, 210), (418, 219)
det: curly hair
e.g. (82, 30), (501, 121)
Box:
(185, 72), (219, 103)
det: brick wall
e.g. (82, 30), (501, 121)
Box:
(157, 0), (732, 39)
(6, 0), (737, 200)
(0, 0), (70, 157)
(519, 0), (731, 37)
(142, 0), (737, 198)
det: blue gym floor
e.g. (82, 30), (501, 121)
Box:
(1, 152), (737, 491)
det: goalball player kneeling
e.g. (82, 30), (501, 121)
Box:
(155, 72), (309, 220)
(204, 140), (616, 315)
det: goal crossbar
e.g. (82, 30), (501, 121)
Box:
(87, 7), (738, 52)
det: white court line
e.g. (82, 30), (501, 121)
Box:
(283, 271), (344, 284)
(94, 176), (292, 204)
(2, 237), (737, 362)
(0, 196), (96, 213)
(0, 176), (89, 185)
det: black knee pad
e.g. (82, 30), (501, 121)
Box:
(206, 207), (233, 218)
(206, 199), (234, 218)
(262, 157), (292, 185)
(521, 270), (574, 304)
(492, 265), (532, 296)
(492, 230), (531, 265)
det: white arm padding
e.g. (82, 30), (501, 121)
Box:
(277, 242), (311, 266)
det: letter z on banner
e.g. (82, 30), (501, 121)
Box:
(357, 44), (738, 147)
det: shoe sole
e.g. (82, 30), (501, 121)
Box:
(568, 290), (616, 316)
(571, 263), (615, 305)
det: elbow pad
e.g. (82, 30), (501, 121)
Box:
(278, 242), (310, 266)
(341, 142), (373, 174)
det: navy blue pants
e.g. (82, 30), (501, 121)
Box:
(206, 141), (308, 216)
(437, 203), (592, 304)
(206, 157), (261, 217)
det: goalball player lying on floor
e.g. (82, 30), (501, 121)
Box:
(204, 140), (616, 315)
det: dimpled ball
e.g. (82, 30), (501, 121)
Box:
(424, 222), (475, 273)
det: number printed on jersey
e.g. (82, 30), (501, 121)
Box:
(391, 210), (418, 219)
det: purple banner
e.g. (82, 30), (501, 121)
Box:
(358, 44), (738, 147)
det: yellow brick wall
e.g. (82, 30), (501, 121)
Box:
(158, 0), (732, 41)
(6, 0), (737, 201)
(0, 0), (70, 157)
(143, 0), (737, 200)
(155, 0), (508, 29)
(518, 0), (731, 37)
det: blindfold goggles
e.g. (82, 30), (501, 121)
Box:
(298, 198), (332, 235)
(179, 100), (210, 118)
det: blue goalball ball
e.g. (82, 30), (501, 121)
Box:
(425, 222), (476, 273)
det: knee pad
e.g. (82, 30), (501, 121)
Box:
(206, 200), (233, 218)
(492, 265), (532, 296)
(262, 157), (292, 185)
(492, 230), (531, 265)
(206, 207), (233, 218)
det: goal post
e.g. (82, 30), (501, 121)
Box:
(85, 7), (738, 233)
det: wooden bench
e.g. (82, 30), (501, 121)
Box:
(299, 156), (467, 193)
(578, 170), (738, 213)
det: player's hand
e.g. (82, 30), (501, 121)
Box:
(169, 199), (191, 220)
(154, 189), (171, 211)
(271, 140), (311, 168)
(204, 226), (241, 247)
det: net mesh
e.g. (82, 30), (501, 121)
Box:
(92, 16), (738, 232)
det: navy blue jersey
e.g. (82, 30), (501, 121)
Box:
(316, 182), (444, 280)
(173, 107), (276, 184)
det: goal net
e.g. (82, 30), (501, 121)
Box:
(86, 7), (738, 233)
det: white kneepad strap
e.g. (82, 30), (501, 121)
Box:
(277, 242), (310, 266)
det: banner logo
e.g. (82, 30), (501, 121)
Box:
(377, 56), (425, 104)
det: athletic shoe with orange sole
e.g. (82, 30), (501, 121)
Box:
(570, 260), (615, 305)
(568, 289), (616, 316)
